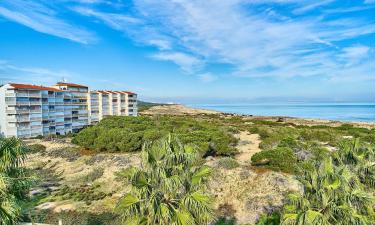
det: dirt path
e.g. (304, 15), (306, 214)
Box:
(235, 131), (261, 164)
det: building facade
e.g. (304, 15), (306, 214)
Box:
(0, 82), (138, 138)
(88, 90), (138, 124)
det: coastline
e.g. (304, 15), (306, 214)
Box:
(141, 104), (375, 129)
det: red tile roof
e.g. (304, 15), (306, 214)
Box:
(55, 82), (88, 88)
(123, 91), (136, 95)
(9, 83), (61, 92)
(93, 90), (136, 95)
(96, 90), (109, 94)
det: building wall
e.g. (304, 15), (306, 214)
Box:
(88, 91), (138, 119)
(1, 83), (138, 138)
(0, 85), (7, 137)
(53, 85), (89, 132)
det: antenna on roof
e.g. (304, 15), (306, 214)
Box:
(61, 77), (68, 83)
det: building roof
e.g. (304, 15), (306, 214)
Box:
(96, 90), (110, 94)
(92, 90), (136, 95)
(55, 82), (88, 88)
(9, 83), (62, 92)
(124, 91), (136, 95)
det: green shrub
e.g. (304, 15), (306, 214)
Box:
(47, 147), (80, 162)
(54, 185), (110, 204)
(256, 212), (281, 225)
(27, 144), (46, 154)
(72, 116), (238, 156)
(214, 217), (236, 225)
(251, 147), (297, 173)
(278, 137), (300, 150)
(25, 210), (120, 225)
(218, 157), (240, 170)
(84, 167), (104, 183)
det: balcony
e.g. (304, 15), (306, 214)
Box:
(29, 101), (42, 105)
(16, 93), (30, 97)
(30, 117), (42, 122)
(30, 109), (42, 113)
(17, 126), (31, 130)
(5, 93), (16, 97)
(12, 102), (29, 106)
(5, 93), (41, 98)
(29, 93), (42, 98)
(30, 124), (42, 129)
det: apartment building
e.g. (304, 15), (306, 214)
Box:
(53, 82), (89, 132)
(0, 82), (137, 138)
(88, 90), (138, 124)
(0, 83), (74, 138)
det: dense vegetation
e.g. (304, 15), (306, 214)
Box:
(116, 136), (214, 224)
(0, 137), (31, 224)
(8, 113), (375, 224)
(282, 139), (375, 224)
(72, 116), (238, 156)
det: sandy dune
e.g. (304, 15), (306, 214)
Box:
(141, 104), (220, 115)
(235, 132), (261, 164)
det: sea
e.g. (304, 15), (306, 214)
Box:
(187, 103), (375, 123)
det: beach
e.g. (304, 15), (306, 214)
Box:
(141, 104), (375, 129)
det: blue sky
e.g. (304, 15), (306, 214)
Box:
(1, 0), (375, 103)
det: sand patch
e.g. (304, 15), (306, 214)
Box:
(141, 104), (219, 116)
(235, 132), (261, 164)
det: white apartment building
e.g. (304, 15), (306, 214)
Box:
(88, 90), (138, 124)
(53, 82), (89, 132)
(0, 82), (138, 138)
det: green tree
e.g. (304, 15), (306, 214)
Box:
(0, 137), (31, 224)
(116, 135), (214, 225)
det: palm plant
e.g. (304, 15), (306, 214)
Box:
(282, 139), (375, 225)
(0, 137), (31, 225)
(333, 139), (375, 189)
(116, 135), (214, 225)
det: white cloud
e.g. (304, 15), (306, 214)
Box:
(342, 45), (370, 59)
(198, 73), (217, 83)
(0, 0), (96, 44)
(0, 60), (76, 85)
(112, 0), (374, 78)
(3, 0), (373, 82)
(292, 0), (335, 14)
(151, 52), (202, 73)
(147, 39), (172, 50)
(72, 6), (140, 31)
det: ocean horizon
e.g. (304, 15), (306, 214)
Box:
(187, 103), (375, 123)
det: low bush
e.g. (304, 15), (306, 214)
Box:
(47, 147), (80, 162)
(27, 144), (46, 154)
(25, 210), (120, 225)
(54, 184), (110, 204)
(84, 167), (104, 183)
(214, 218), (236, 225)
(72, 116), (238, 156)
(217, 157), (240, 169)
(256, 212), (281, 225)
(251, 147), (297, 173)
